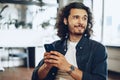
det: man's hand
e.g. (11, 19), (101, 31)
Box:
(44, 51), (71, 72)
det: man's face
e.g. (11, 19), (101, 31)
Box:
(64, 8), (88, 36)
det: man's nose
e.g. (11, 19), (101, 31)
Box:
(78, 18), (84, 24)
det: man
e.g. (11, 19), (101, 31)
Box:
(32, 2), (108, 80)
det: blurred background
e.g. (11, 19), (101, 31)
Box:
(0, 0), (120, 80)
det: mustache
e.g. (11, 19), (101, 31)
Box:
(74, 24), (85, 29)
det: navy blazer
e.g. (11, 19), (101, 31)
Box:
(32, 35), (108, 80)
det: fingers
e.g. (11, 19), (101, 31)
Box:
(43, 51), (65, 69)
(44, 58), (58, 64)
(44, 52), (50, 57)
(44, 51), (63, 58)
(44, 51), (62, 64)
(50, 51), (63, 57)
(44, 54), (59, 61)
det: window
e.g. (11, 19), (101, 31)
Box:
(93, 0), (120, 46)
(103, 0), (120, 46)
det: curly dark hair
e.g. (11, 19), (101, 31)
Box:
(55, 2), (93, 40)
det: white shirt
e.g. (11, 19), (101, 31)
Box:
(55, 40), (78, 80)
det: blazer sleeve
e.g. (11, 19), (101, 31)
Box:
(31, 59), (44, 80)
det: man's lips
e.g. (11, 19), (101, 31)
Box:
(74, 25), (85, 29)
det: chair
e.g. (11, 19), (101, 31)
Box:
(8, 47), (29, 69)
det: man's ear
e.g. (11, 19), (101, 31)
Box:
(64, 18), (67, 25)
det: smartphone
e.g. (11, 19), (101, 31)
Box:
(44, 44), (55, 52)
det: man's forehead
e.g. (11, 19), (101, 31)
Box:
(69, 9), (88, 16)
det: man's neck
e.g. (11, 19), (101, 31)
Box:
(69, 34), (82, 42)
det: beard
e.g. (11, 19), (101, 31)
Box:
(69, 24), (86, 36)
(68, 28), (86, 37)
(74, 31), (84, 35)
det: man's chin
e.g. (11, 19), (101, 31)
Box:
(75, 33), (83, 36)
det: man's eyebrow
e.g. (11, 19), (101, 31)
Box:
(84, 15), (88, 17)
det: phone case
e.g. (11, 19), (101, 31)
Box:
(44, 44), (55, 52)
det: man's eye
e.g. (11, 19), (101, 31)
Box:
(73, 16), (79, 19)
(83, 17), (88, 21)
